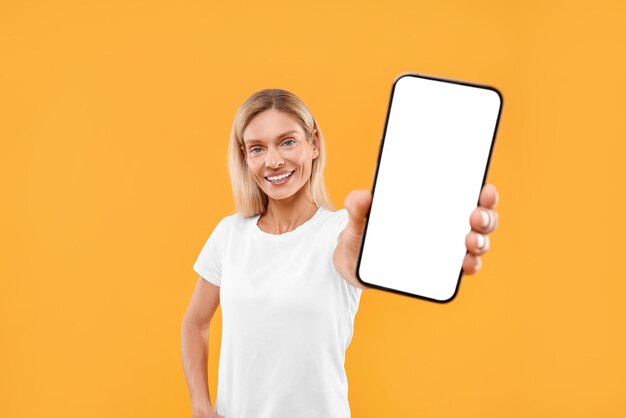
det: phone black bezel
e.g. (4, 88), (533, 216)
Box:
(354, 72), (504, 303)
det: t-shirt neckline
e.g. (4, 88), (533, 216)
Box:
(253, 206), (323, 238)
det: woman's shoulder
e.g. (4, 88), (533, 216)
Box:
(319, 206), (348, 217)
(217, 211), (255, 230)
(317, 207), (349, 228)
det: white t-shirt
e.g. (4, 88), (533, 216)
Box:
(193, 206), (363, 418)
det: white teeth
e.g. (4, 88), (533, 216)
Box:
(266, 171), (293, 182)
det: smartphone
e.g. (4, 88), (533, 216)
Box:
(355, 73), (503, 302)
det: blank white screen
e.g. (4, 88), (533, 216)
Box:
(358, 75), (501, 301)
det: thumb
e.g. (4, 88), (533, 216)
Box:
(344, 189), (372, 236)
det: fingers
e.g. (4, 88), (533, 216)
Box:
(465, 231), (490, 256)
(470, 207), (498, 234)
(344, 189), (372, 234)
(462, 253), (481, 275)
(344, 189), (372, 217)
(465, 184), (498, 276)
(479, 183), (499, 209)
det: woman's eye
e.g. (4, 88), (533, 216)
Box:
(249, 139), (294, 154)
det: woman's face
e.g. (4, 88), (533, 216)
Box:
(241, 108), (319, 202)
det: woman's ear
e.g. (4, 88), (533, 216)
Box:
(311, 130), (320, 159)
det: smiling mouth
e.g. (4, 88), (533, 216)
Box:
(265, 170), (295, 183)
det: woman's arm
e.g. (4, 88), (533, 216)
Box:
(333, 229), (369, 290)
(333, 191), (372, 290)
(180, 277), (223, 418)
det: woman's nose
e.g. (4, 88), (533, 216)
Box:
(265, 148), (284, 168)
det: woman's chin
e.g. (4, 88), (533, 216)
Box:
(262, 185), (302, 201)
(265, 191), (296, 201)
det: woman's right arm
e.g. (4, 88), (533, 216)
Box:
(181, 276), (224, 418)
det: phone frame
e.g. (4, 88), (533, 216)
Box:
(355, 72), (503, 302)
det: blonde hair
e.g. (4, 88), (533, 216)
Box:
(227, 89), (335, 217)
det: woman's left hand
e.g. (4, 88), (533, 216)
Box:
(334, 183), (500, 289)
(461, 183), (499, 275)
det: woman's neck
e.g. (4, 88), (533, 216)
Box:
(258, 188), (319, 235)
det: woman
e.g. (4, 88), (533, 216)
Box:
(181, 89), (499, 418)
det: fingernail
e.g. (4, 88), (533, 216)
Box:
(476, 233), (486, 249)
(480, 211), (490, 228)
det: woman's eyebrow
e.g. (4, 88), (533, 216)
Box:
(244, 130), (299, 145)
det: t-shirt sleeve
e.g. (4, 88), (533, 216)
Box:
(193, 217), (227, 286)
(332, 209), (363, 298)
(333, 208), (350, 248)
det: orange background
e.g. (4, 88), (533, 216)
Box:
(1, 0), (625, 417)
